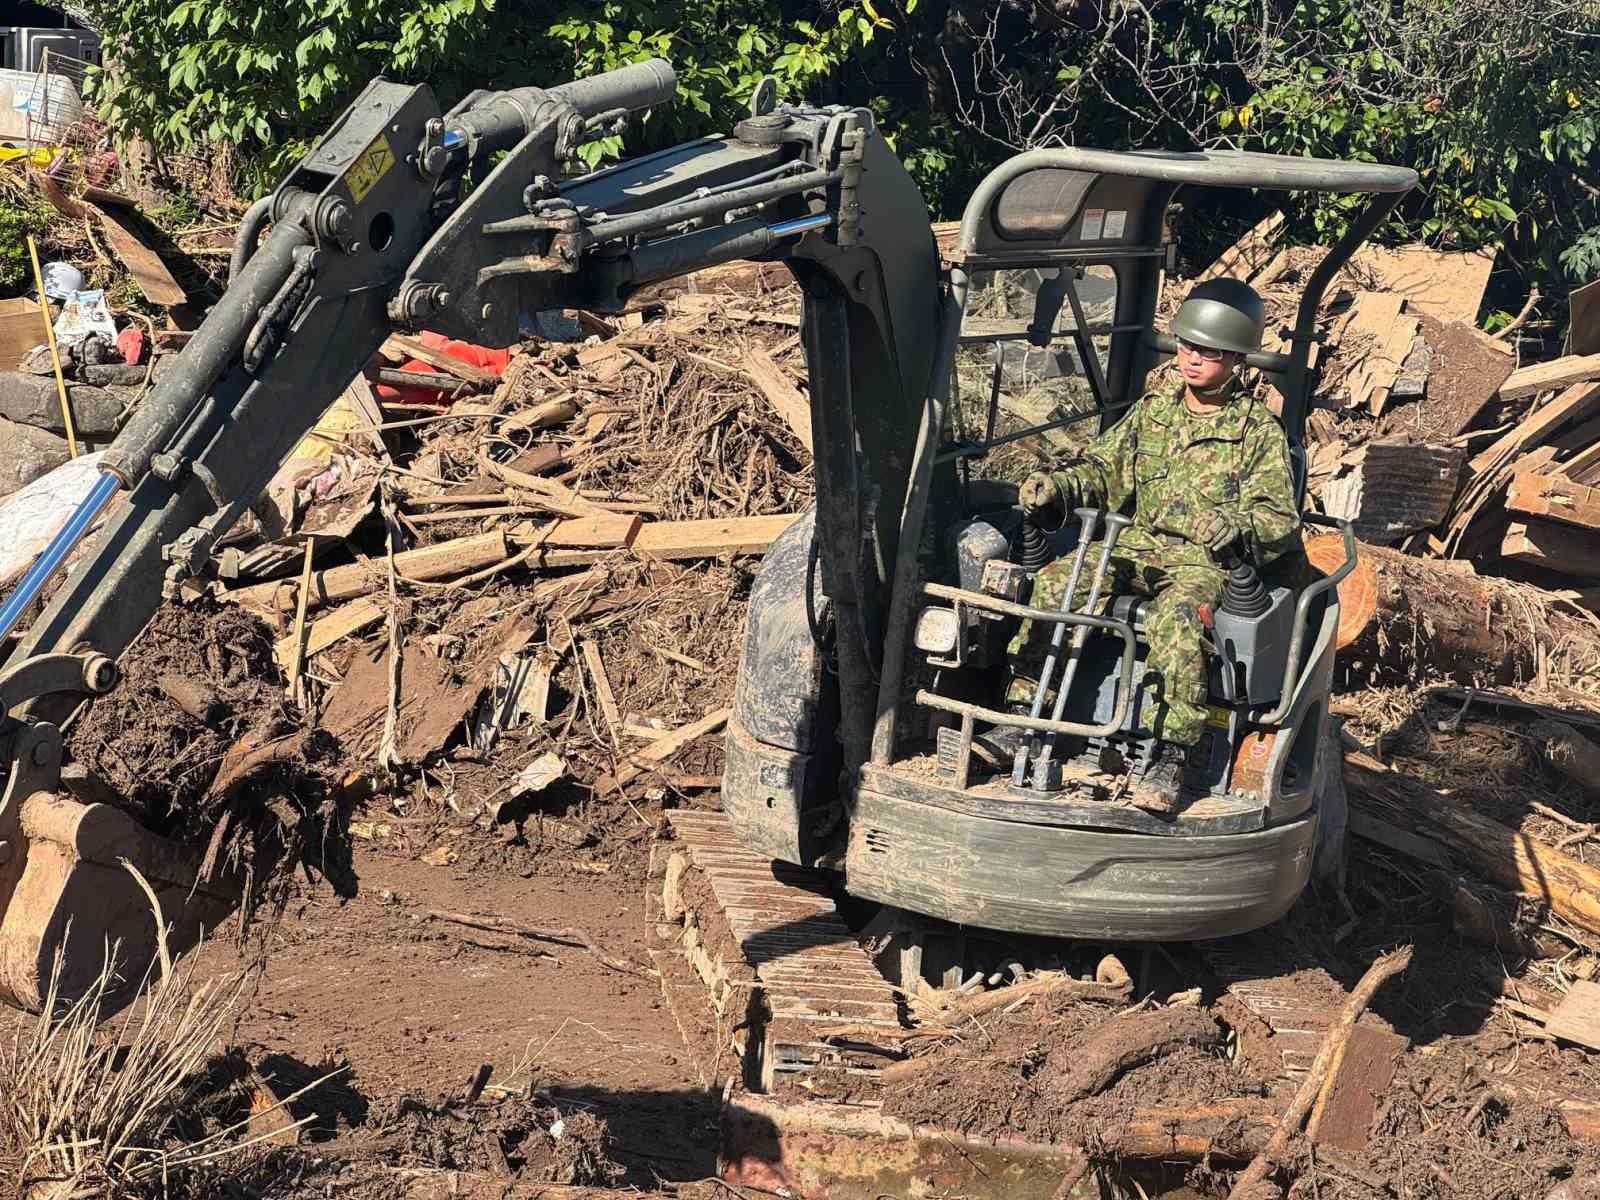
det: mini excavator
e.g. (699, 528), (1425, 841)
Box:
(0, 60), (1415, 1012)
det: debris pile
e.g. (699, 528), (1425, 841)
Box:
(1171, 217), (1600, 609)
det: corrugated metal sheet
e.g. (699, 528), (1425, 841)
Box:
(1319, 440), (1465, 544)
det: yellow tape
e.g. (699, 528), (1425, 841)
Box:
(346, 132), (395, 203)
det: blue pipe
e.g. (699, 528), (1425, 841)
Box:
(0, 472), (122, 647)
(767, 213), (833, 237)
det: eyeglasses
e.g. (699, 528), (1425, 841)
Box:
(1176, 338), (1225, 363)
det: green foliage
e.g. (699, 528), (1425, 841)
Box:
(76, 0), (1600, 306)
(80, 0), (500, 189)
(0, 196), (52, 297)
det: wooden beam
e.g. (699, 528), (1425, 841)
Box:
(632, 514), (798, 560)
(1499, 353), (1600, 401)
(1561, 436), (1600, 484)
(1506, 471), (1600, 532)
(228, 530), (508, 612)
(1502, 519), (1600, 579)
(504, 513), (642, 549)
(743, 346), (812, 450)
(1469, 382), (1600, 474)
(381, 334), (500, 385)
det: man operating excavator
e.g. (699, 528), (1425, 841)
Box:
(1005, 279), (1302, 813)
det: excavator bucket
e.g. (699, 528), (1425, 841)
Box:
(0, 659), (235, 1013)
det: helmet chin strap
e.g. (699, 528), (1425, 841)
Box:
(1188, 376), (1233, 400)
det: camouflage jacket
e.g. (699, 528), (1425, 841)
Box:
(1048, 378), (1300, 569)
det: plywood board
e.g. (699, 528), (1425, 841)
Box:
(91, 204), (187, 307)
(1349, 244), (1494, 325)
(0, 297), (44, 372)
(1337, 293), (1407, 410)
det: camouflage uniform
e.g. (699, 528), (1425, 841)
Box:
(1006, 378), (1300, 746)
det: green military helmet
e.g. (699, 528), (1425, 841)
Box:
(1169, 278), (1266, 355)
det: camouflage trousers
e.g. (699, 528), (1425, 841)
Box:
(1004, 546), (1223, 747)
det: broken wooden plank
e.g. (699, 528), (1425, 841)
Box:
(229, 530), (508, 612)
(1337, 293), (1408, 411)
(273, 596), (386, 669)
(1561, 435), (1600, 485)
(1307, 1024), (1407, 1153)
(601, 707), (732, 792)
(580, 640), (622, 747)
(743, 346), (812, 450)
(381, 334), (500, 386)
(1348, 811), (1452, 869)
(1544, 980), (1600, 1051)
(1194, 212), (1285, 285)
(89, 204), (187, 307)
(1502, 519), (1600, 579)
(1499, 354), (1600, 402)
(482, 457), (616, 520)
(1366, 314), (1421, 418)
(1507, 471), (1600, 532)
(632, 514), (799, 560)
(1469, 382), (1600, 474)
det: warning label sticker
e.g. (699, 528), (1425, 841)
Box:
(1103, 209), (1128, 240)
(1080, 207), (1106, 240)
(347, 133), (395, 203)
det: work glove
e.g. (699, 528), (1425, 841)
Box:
(1020, 472), (1075, 521)
(1189, 507), (1245, 556)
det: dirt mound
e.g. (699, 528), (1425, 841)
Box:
(362, 1090), (623, 1186)
(880, 1000), (1266, 1145)
(65, 600), (352, 917)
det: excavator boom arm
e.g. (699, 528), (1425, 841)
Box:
(0, 61), (939, 1011)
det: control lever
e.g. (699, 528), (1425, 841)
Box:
(1032, 511), (1131, 787)
(1216, 538), (1270, 618)
(1010, 506), (1100, 787)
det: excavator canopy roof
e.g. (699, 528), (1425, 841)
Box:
(958, 148), (1418, 257)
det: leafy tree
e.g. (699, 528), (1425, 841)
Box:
(72, 0), (1600, 308)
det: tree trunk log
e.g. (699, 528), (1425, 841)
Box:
(1345, 749), (1600, 935)
(1336, 541), (1600, 687)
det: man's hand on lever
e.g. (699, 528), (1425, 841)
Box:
(1020, 472), (1080, 524)
(1189, 507), (1245, 558)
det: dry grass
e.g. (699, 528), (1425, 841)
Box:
(0, 866), (317, 1200)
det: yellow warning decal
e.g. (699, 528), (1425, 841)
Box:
(1205, 705), (1231, 730)
(347, 132), (395, 203)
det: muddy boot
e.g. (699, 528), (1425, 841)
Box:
(972, 704), (1036, 767)
(1130, 742), (1189, 813)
